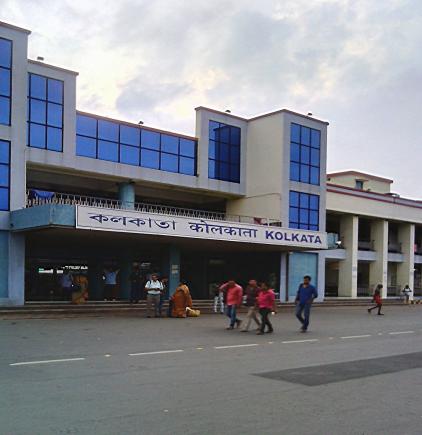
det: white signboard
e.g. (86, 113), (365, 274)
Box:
(76, 206), (327, 249)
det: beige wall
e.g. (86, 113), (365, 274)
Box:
(338, 215), (358, 297)
(328, 174), (391, 194)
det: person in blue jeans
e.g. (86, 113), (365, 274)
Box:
(295, 275), (318, 333)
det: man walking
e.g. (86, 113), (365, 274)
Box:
(145, 274), (163, 318)
(220, 280), (243, 330)
(241, 279), (261, 332)
(368, 284), (384, 315)
(295, 275), (318, 333)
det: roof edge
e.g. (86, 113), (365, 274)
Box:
(327, 170), (393, 184)
(0, 20), (31, 34)
(28, 59), (79, 76)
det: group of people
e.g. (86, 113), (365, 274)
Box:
(367, 283), (415, 316)
(217, 275), (318, 334)
(59, 269), (89, 304)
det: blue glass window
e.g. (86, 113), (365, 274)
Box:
(77, 115), (97, 137)
(0, 38), (12, 126)
(0, 140), (10, 210)
(141, 148), (159, 169)
(290, 123), (320, 186)
(180, 138), (195, 158)
(120, 145), (139, 166)
(120, 125), (140, 146)
(98, 140), (118, 162)
(28, 73), (63, 151)
(208, 121), (241, 183)
(142, 130), (160, 150)
(289, 191), (319, 231)
(160, 152), (178, 172)
(161, 134), (178, 154)
(98, 120), (119, 142)
(76, 136), (96, 158)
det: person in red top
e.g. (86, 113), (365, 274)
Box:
(219, 280), (243, 330)
(256, 282), (276, 335)
(368, 284), (384, 315)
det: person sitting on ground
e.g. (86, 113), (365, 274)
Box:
(71, 273), (89, 304)
(220, 280), (243, 330)
(171, 281), (193, 318)
(402, 284), (413, 305)
(368, 284), (384, 315)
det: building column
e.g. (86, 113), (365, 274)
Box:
(338, 215), (358, 297)
(397, 223), (415, 291)
(118, 182), (135, 209)
(168, 245), (180, 298)
(119, 256), (132, 300)
(317, 252), (325, 301)
(369, 219), (388, 298)
(88, 261), (103, 300)
(279, 252), (288, 302)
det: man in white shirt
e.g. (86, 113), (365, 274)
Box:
(145, 274), (164, 317)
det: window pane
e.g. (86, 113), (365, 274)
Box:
(310, 148), (320, 166)
(290, 142), (300, 162)
(301, 145), (310, 164)
(30, 74), (47, 100)
(47, 127), (62, 151)
(230, 126), (241, 146)
(0, 39), (12, 69)
(289, 222), (299, 229)
(299, 223), (309, 230)
(300, 193), (309, 209)
(299, 209), (309, 224)
(219, 125), (230, 143)
(0, 165), (9, 187)
(120, 144), (139, 166)
(311, 129), (320, 149)
(310, 166), (320, 185)
(289, 190), (299, 207)
(0, 68), (11, 96)
(291, 123), (300, 143)
(76, 136), (96, 158)
(310, 210), (319, 226)
(0, 96), (10, 125)
(300, 165), (310, 183)
(141, 149), (159, 169)
(47, 79), (63, 104)
(30, 99), (46, 124)
(0, 187), (8, 211)
(180, 138), (195, 157)
(76, 115), (97, 137)
(160, 152), (178, 172)
(120, 125), (140, 146)
(290, 162), (300, 181)
(0, 141), (9, 164)
(310, 225), (319, 231)
(141, 130), (160, 150)
(219, 162), (230, 180)
(230, 145), (240, 163)
(47, 103), (62, 127)
(209, 140), (217, 159)
(98, 140), (118, 162)
(180, 157), (195, 175)
(209, 121), (220, 141)
(301, 126), (310, 145)
(161, 134), (179, 154)
(219, 143), (230, 162)
(98, 120), (119, 142)
(289, 206), (299, 223)
(230, 164), (240, 182)
(29, 123), (46, 148)
(208, 160), (216, 178)
(309, 194), (319, 210)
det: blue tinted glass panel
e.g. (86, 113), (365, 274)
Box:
(299, 209), (309, 224)
(289, 190), (299, 207)
(0, 68), (10, 96)
(98, 140), (118, 162)
(209, 121), (220, 141)
(310, 167), (320, 185)
(0, 187), (8, 210)
(219, 162), (230, 180)
(230, 164), (240, 182)
(310, 148), (319, 166)
(0, 141), (9, 164)
(76, 115), (97, 137)
(47, 127), (62, 151)
(180, 138), (195, 157)
(300, 193), (309, 208)
(290, 142), (300, 162)
(98, 120), (119, 142)
(29, 123), (46, 148)
(0, 97), (10, 125)
(300, 165), (310, 183)
(289, 207), (299, 223)
(76, 136), (96, 158)
(120, 125), (140, 146)
(291, 123), (300, 143)
(47, 103), (62, 127)
(290, 162), (300, 181)
(209, 140), (216, 159)
(180, 157), (195, 175)
(30, 99), (46, 124)
(161, 134), (179, 154)
(30, 74), (47, 100)
(309, 195), (319, 210)
(0, 39), (12, 68)
(219, 126), (230, 143)
(120, 145), (139, 166)
(220, 143), (230, 162)
(310, 210), (319, 225)
(0, 165), (9, 187)
(310, 225), (318, 231)
(311, 129), (320, 148)
(301, 146), (310, 164)
(142, 130), (160, 150)
(47, 79), (63, 104)
(299, 223), (308, 230)
(208, 160), (216, 178)
(301, 126), (310, 145)
(160, 153), (178, 172)
(230, 127), (241, 145)
(141, 149), (159, 169)
(290, 222), (299, 229)
(230, 145), (240, 162)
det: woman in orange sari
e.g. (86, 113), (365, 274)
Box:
(171, 281), (193, 318)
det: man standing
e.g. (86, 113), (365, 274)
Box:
(103, 267), (119, 301)
(295, 275), (318, 333)
(241, 279), (261, 332)
(220, 280), (243, 330)
(145, 274), (163, 318)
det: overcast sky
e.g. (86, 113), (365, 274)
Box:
(3, 0), (422, 198)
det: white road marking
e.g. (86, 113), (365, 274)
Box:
(378, 333), (383, 336)
(281, 339), (319, 344)
(328, 337), (334, 340)
(341, 334), (372, 339)
(214, 344), (259, 349)
(104, 354), (111, 358)
(196, 347), (204, 350)
(10, 357), (85, 366)
(129, 350), (184, 356)
(389, 331), (415, 335)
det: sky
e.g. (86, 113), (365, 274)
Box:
(2, 0), (422, 198)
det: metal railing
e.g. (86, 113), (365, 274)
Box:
(26, 190), (282, 226)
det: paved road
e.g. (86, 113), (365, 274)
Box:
(1, 306), (422, 435)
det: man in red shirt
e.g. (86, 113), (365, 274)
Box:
(220, 280), (243, 330)
(256, 282), (276, 335)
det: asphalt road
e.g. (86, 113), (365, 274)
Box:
(1, 306), (422, 435)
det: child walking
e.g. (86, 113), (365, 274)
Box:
(368, 284), (384, 315)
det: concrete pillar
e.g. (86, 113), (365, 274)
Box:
(119, 257), (132, 300)
(88, 261), (103, 300)
(279, 252), (288, 302)
(118, 182), (135, 209)
(168, 245), (180, 298)
(369, 219), (388, 298)
(317, 252), (325, 302)
(397, 223), (415, 291)
(338, 215), (358, 297)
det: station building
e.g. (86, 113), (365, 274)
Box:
(0, 20), (420, 306)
